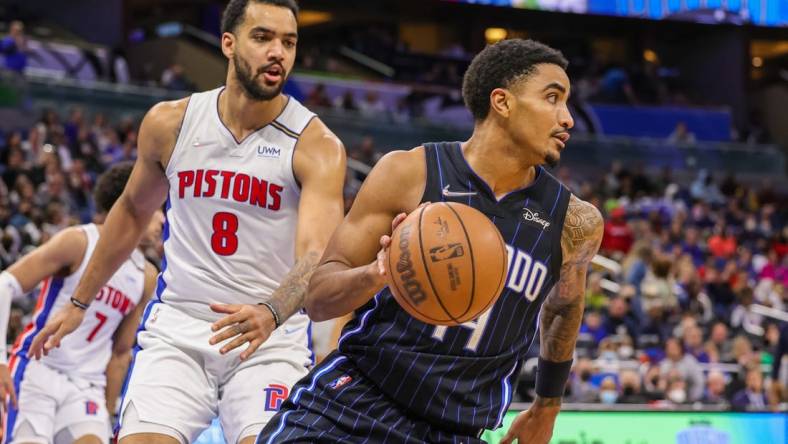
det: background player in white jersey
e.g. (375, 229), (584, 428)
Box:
(28, 1), (346, 443)
(0, 163), (158, 444)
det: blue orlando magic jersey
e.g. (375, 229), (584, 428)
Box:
(337, 142), (570, 432)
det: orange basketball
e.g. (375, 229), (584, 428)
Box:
(385, 202), (508, 326)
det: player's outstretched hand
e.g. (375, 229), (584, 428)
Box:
(210, 303), (275, 361)
(499, 401), (559, 444)
(28, 304), (86, 360)
(0, 364), (17, 409)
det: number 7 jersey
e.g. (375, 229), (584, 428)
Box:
(159, 88), (314, 322)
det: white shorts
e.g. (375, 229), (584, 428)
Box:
(4, 358), (109, 444)
(117, 301), (311, 444)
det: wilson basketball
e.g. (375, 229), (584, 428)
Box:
(385, 202), (508, 326)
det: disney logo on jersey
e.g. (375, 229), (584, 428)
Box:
(429, 243), (464, 262)
(257, 145), (281, 158)
(522, 208), (551, 230)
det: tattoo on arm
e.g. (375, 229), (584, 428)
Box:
(266, 251), (322, 323)
(540, 196), (603, 362)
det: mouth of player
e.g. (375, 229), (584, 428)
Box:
(551, 132), (570, 149)
(261, 65), (284, 84)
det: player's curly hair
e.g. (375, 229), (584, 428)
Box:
(462, 39), (568, 121)
(222, 0), (299, 34)
(93, 162), (133, 214)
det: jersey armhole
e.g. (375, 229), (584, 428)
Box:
(550, 186), (570, 281)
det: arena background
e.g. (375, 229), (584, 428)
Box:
(0, 0), (786, 443)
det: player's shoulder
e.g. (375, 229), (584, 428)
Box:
(297, 116), (345, 164)
(374, 146), (426, 176)
(51, 225), (90, 249)
(561, 194), (604, 264)
(141, 96), (191, 139)
(357, 146), (427, 210)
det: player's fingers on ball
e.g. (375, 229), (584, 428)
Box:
(391, 213), (407, 230)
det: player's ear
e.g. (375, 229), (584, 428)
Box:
(489, 88), (512, 119)
(221, 32), (236, 60)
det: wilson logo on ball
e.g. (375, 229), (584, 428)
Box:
(429, 243), (465, 262)
(395, 224), (427, 305)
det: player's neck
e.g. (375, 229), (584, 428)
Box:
(462, 127), (537, 198)
(218, 84), (287, 140)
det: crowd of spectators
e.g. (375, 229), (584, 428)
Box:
(546, 159), (787, 411)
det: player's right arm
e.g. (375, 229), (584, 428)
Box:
(29, 98), (187, 359)
(0, 227), (87, 407)
(306, 148), (426, 321)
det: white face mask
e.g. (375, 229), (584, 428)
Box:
(618, 346), (634, 359)
(600, 390), (618, 404)
(668, 389), (687, 404)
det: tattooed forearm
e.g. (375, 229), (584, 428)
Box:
(266, 251), (322, 322)
(540, 195), (603, 362)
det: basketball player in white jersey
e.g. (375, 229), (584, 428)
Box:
(0, 163), (158, 444)
(28, 1), (346, 443)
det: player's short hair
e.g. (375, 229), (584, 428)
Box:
(462, 39), (568, 121)
(93, 162), (133, 214)
(221, 0), (299, 34)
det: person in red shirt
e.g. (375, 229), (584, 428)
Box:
(602, 207), (633, 256)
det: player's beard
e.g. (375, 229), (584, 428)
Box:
(544, 151), (559, 168)
(233, 53), (286, 101)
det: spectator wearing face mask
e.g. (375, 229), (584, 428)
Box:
(659, 337), (705, 401)
(597, 376), (619, 405)
(665, 374), (690, 404)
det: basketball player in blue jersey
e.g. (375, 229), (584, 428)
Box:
(28, 1), (346, 443)
(258, 39), (604, 444)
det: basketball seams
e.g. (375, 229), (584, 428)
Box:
(471, 227), (508, 324)
(418, 204), (461, 324)
(388, 208), (449, 324)
(443, 202), (477, 321)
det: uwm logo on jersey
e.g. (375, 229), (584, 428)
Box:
(177, 169), (283, 211)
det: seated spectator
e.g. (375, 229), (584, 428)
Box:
(664, 372), (690, 405)
(306, 83), (331, 108)
(333, 90), (358, 111)
(641, 257), (678, 313)
(569, 358), (599, 403)
(161, 64), (195, 91)
(667, 121), (697, 146)
(358, 90), (387, 117)
(603, 296), (640, 340)
(730, 288), (765, 335)
(702, 370), (729, 406)
(618, 370), (649, 404)
(731, 368), (767, 411)
(601, 206), (633, 257)
(579, 310), (607, 346)
(681, 325), (710, 363)
(597, 376), (619, 404)
(659, 337), (705, 401)
(584, 272), (607, 311)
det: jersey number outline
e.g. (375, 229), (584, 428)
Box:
(87, 312), (108, 342)
(211, 212), (239, 256)
(432, 309), (493, 352)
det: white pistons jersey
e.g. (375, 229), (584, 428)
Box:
(10, 224), (146, 385)
(159, 87), (315, 325)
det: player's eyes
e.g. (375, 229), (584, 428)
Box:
(547, 94), (558, 104)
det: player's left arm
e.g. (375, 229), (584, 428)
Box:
(502, 194), (603, 444)
(105, 261), (157, 416)
(209, 117), (346, 360)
